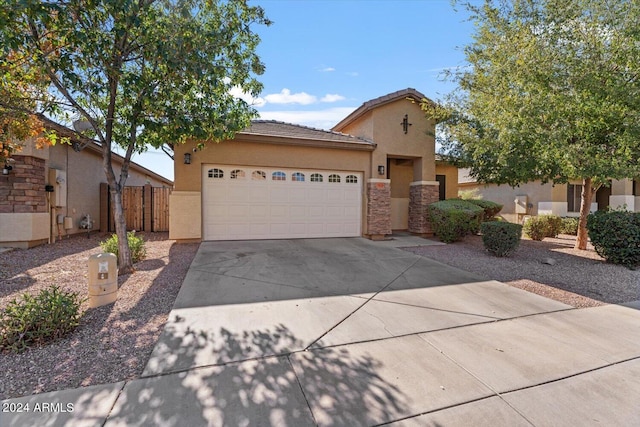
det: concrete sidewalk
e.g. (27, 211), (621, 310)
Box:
(3, 236), (640, 426)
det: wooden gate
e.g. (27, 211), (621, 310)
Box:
(100, 184), (171, 232)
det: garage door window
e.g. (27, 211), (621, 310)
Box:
(329, 174), (341, 183)
(346, 175), (358, 183)
(292, 172), (305, 182)
(311, 173), (323, 182)
(272, 171), (286, 181)
(230, 169), (245, 179)
(208, 168), (224, 179)
(252, 170), (266, 180)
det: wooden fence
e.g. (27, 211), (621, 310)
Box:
(100, 183), (171, 232)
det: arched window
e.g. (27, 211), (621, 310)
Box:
(230, 169), (245, 179)
(208, 168), (224, 178)
(252, 170), (266, 180)
(272, 171), (286, 181)
(292, 172), (305, 182)
(346, 175), (358, 183)
(328, 174), (341, 183)
(310, 173), (323, 182)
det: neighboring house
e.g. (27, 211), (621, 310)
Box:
(0, 126), (173, 248)
(458, 168), (639, 223)
(170, 88), (454, 242)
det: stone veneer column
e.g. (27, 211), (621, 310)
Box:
(0, 155), (47, 214)
(366, 179), (391, 240)
(409, 181), (440, 235)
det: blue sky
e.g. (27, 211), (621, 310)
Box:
(127, 0), (476, 181)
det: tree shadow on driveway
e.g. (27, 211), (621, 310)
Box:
(107, 322), (409, 427)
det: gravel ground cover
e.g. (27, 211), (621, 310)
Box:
(1, 232), (638, 401)
(0, 232), (198, 400)
(405, 234), (640, 308)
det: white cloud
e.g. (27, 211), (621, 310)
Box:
(346, 71), (359, 77)
(319, 67), (336, 72)
(259, 107), (357, 130)
(264, 88), (317, 105)
(320, 94), (345, 103)
(229, 85), (266, 107)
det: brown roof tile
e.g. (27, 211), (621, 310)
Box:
(241, 120), (375, 147)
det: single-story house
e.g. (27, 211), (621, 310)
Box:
(1, 128), (173, 248)
(458, 168), (639, 223)
(170, 88), (455, 242)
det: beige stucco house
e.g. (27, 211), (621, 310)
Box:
(170, 88), (454, 242)
(1, 132), (172, 248)
(459, 168), (639, 223)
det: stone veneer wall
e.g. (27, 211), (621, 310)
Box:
(0, 155), (47, 214)
(366, 179), (391, 237)
(408, 182), (440, 235)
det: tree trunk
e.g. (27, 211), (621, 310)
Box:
(575, 177), (596, 250)
(110, 186), (134, 275)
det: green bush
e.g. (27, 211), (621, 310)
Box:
(560, 217), (579, 235)
(428, 199), (484, 243)
(480, 221), (522, 257)
(464, 199), (503, 221)
(523, 215), (562, 241)
(100, 231), (146, 264)
(587, 210), (640, 268)
(0, 286), (84, 353)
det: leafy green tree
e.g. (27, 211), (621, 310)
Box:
(1, 50), (60, 164)
(1, 0), (270, 273)
(425, 0), (640, 249)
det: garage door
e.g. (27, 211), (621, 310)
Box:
(202, 165), (362, 240)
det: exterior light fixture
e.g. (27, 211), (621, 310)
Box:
(184, 153), (191, 165)
(2, 164), (12, 175)
(377, 165), (385, 175)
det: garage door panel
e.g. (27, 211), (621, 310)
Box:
(289, 205), (306, 219)
(203, 165), (362, 240)
(271, 188), (291, 203)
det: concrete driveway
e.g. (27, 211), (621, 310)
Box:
(3, 236), (640, 426)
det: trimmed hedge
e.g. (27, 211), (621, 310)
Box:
(464, 199), (503, 221)
(428, 199), (484, 243)
(481, 221), (522, 257)
(587, 210), (640, 268)
(559, 217), (579, 235)
(523, 215), (562, 241)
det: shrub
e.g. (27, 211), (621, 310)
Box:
(481, 221), (522, 257)
(464, 199), (503, 221)
(100, 231), (146, 264)
(523, 215), (562, 241)
(559, 217), (579, 235)
(428, 199), (484, 243)
(587, 210), (640, 268)
(0, 286), (84, 353)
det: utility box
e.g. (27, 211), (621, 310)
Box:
(48, 169), (67, 207)
(87, 253), (117, 308)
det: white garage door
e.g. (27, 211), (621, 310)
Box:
(202, 165), (362, 240)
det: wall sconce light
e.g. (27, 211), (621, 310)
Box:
(377, 165), (385, 175)
(2, 164), (12, 175)
(183, 153), (191, 165)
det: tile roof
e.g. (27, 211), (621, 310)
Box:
(241, 120), (375, 147)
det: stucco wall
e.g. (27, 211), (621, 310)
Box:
(371, 100), (436, 181)
(435, 162), (458, 200)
